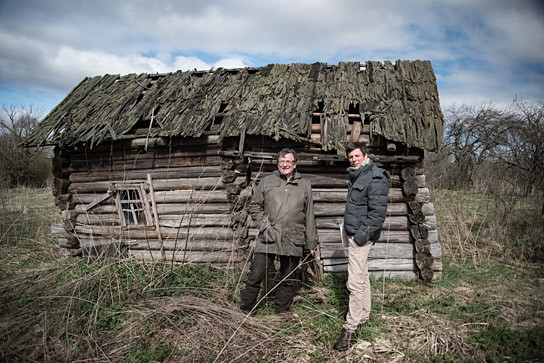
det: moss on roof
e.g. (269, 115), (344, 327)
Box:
(24, 61), (443, 152)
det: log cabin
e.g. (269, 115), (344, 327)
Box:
(23, 61), (444, 281)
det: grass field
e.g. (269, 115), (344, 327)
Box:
(1, 187), (543, 362)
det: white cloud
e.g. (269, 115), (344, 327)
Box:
(0, 0), (543, 114)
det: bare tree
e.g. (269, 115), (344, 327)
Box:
(0, 105), (51, 187)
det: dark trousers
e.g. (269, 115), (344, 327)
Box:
(240, 253), (300, 313)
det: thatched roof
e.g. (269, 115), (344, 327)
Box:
(24, 61), (444, 152)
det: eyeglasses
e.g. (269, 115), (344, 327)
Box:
(278, 160), (296, 165)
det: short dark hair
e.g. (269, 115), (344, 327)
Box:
(346, 142), (368, 157)
(278, 148), (298, 162)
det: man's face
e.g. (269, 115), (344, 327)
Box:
(278, 153), (297, 179)
(348, 148), (367, 169)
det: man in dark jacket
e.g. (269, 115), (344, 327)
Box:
(333, 142), (390, 351)
(240, 148), (318, 315)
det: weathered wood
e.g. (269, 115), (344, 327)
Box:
(419, 267), (434, 282)
(53, 166), (70, 178)
(68, 177), (236, 193)
(320, 242), (441, 260)
(158, 214), (231, 228)
(61, 209), (78, 231)
(155, 203), (231, 214)
(69, 166), (224, 182)
(153, 190), (229, 203)
(78, 238), (238, 251)
(321, 258), (441, 271)
(74, 224), (235, 239)
(58, 237), (81, 248)
(415, 238), (431, 253)
(415, 250), (434, 269)
(69, 152), (222, 171)
(54, 177), (70, 193)
(128, 250), (241, 263)
(318, 230), (412, 243)
(402, 179), (419, 197)
(387, 142), (397, 152)
(350, 121), (362, 143)
(410, 224), (429, 240)
(401, 167), (417, 180)
(52, 155), (69, 168)
(51, 223), (72, 238)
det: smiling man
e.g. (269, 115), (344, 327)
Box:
(240, 148), (318, 315)
(333, 142), (390, 351)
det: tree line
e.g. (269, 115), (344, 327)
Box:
(426, 99), (543, 206)
(2, 100), (543, 200)
(0, 105), (51, 188)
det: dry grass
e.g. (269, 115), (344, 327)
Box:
(1, 187), (543, 362)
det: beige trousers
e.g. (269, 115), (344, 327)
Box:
(342, 235), (373, 332)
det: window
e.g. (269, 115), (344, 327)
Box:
(113, 183), (153, 227)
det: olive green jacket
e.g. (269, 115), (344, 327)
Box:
(250, 170), (318, 257)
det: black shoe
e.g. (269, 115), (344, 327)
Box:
(333, 328), (356, 351)
(240, 307), (253, 316)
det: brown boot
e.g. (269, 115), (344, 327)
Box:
(333, 328), (356, 351)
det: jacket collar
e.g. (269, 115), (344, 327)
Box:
(273, 169), (302, 182)
(347, 158), (373, 179)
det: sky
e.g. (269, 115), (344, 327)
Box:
(1, 0), (543, 120)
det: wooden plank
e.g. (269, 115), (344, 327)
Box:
(320, 241), (442, 260)
(77, 238), (238, 251)
(158, 214), (231, 228)
(68, 177), (232, 193)
(69, 166), (224, 182)
(128, 250), (240, 263)
(74, 225), (235, 239)
(321, 258), (442, 271)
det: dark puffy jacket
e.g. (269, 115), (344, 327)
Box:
(343, 159), (390, 246)
(249, 170), (318, 257)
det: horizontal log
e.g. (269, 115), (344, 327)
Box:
(128, 250), (241, 263)
(73, 190), (230, 207)
(321, 258), (442, 271)
(156, 203), (231, 214)
(77, 238), (239, 252)
(69, 147), (221, 165)
(76, 213), (120, 225)
(69, 166), (224, 183)
(319, 242), (442, 260)
(69, 155), (224, 173)
(58, 237), (81, 248)
(322, 267), (442, 280)
(153, 190), (229, 203)
(317, 228), (439, 244)
(68, 177), (235, 193)
(321, 257), (442, 272)
(51, 223), (72, 238)
(318, 229), (412, 243)
(158, 214), (231, 228)
(74, 202), (231, 215)
(73, 225), (235, 240)
(129, 135), (220, 149)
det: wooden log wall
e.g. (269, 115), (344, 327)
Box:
(49, 121), (443, 280)
(231, 129), (442, 280)
(50, 133), (249, 267)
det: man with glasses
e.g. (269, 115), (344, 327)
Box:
(240, 148), (318, 315)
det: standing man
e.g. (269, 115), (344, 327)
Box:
(333, 142), (390, 351)
(240, 148), (318, 315)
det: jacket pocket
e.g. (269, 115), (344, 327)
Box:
(349, 184), (368, 206)
(262, 224), (281, 244)
(291, 225), (306, 247)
